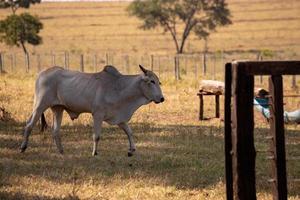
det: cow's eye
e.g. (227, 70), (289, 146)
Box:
(150, 80), (155, 84)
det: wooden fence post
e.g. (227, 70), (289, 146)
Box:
(202, 52), (207, 75)
(0, 53), (3, 73)
(64, 51), (69, 69)
(224, 63), (233, 200)
(37, 54), (41, 72)
(150, 55), (154, 71)
(52, 53), (56, 66)
(105, 53), (109, 65)
(94, 54), (97, 72)
(231, 63), (256, 200)
(269, 75), (288, 200)
(291, 75), (297, 88)
(80, 54), (84, 72)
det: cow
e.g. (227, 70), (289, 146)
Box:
(20, 65), (164, 156)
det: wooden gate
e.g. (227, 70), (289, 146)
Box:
(224, 61), (300, 200)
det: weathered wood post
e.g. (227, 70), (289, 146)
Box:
(93, 54), (97, 72)
(268, 75), (288, 200)
(0, 53), (3, 73)
(80, 54), (84, 72)
(52, 52), (56, 66)
(64, 51), (69, 69)
(231, 62), (256, 200)
(37, 54), (41, 72)
(291, 75), (297, 88)
(105, 53), (109, 65)
(202, 52), (207, 75)
(224, 63), (233, 200)
(150, 54), (154, 71)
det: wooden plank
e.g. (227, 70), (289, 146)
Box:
(233, 61), (300, 75)
(268, 75), (288, 200)
(224, 63), (233, 200)
(231, 62), (256, 200)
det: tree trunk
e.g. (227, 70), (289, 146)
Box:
(21, 42), (30, 73)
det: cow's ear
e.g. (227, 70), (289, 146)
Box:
(139, 64), (148, 75)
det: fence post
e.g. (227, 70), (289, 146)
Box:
(80, 54), (84, 72)
(0, 53), (3, 73)
(269, 75), (288, 200)
(213, 53), (216, 80)
(94, 54), (97, 72)
(202, 52), (207, 75)
(64, 51), (69, 69)
(257, 52), (263, 84)
(291, 75), (297, 88)
(52, 52), (56, 66)
(105, 53), (109, 65)
(150, 55), (154, 71)
(37, 54), (41, 72)
(231, 63), (256, 200)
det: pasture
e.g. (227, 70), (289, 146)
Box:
(0, 73), (299, 199)
(0, 0), (300, 199)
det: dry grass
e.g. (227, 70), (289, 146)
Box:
(0, 72), (299, 200)
(0, 0), (299, 55)
(0, 0), (299, 199)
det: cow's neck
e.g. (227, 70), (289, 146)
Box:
(116, 75), (150, 107)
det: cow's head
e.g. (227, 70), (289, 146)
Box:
(139, 65), (164, 104)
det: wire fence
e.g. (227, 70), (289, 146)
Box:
(0, 50), (299, 83)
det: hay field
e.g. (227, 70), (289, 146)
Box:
(0, 0), (299, 56)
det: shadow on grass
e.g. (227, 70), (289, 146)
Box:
(0, 121), (299, 197)
(0, 191), (79, 200)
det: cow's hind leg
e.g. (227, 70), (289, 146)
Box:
(20, 105), (47, 152)
(51, 106), (64, 154)
(92, 113), (103, 156)
(118, 122), (136, 157)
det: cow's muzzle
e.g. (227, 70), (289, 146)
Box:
(154, 97), (165, 104)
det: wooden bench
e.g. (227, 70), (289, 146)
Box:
(197, 90), (223, 120)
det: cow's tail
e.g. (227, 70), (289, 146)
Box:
(40, 113), (48, 132)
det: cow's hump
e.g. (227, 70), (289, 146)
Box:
(103, 65), (122, 77)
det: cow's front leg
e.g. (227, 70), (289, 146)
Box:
(92, 113), (103, 156)
(118, 122), (136, 157)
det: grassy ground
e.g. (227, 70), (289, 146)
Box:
(0, 73), (299, 199)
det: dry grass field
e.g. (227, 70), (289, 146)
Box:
(0, 0), (300, 199)
(0, 0), (299, 55)
(0, 73), (299, 200)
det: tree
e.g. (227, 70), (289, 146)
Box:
(0, 0), (41, 14)
(0, 13), (43, 71)
(127, 0), (232, 54)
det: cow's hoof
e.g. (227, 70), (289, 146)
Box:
(92, 151), (98, 156)
(20, 145), (27, 153)
(128, 152), (133, 157)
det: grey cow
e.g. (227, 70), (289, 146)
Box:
(20, 65), (164, 156)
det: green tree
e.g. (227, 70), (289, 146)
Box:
(0, 13), (43, 71)
(127, 0), (232, 54)
(0, 0), (41, 14)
